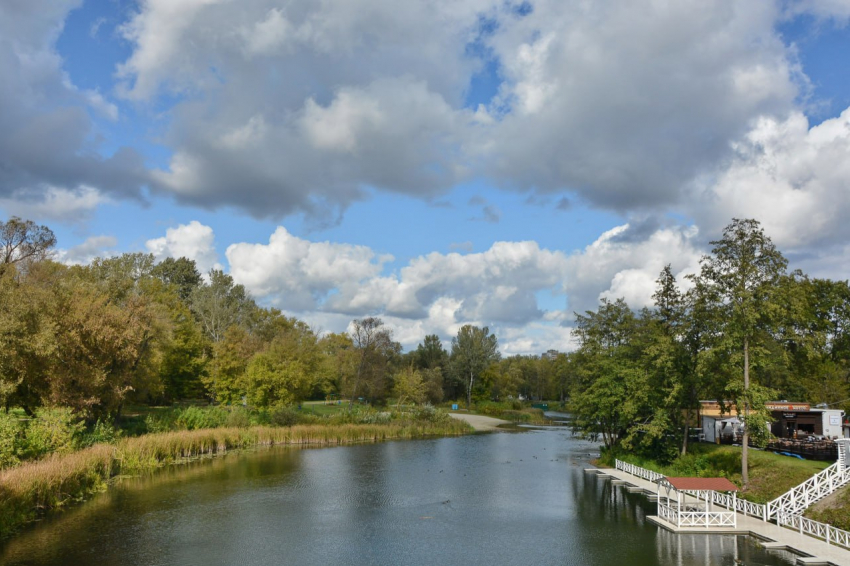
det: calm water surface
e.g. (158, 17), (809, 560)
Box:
(1, 426), (798, 566)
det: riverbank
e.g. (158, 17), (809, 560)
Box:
(448, 412), (511, 431)
(590, 465), (850, 565)
(603, 443), (829, 503)
(0, 420), (471, 539)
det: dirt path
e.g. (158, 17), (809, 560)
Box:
(448, 412), (511, 432)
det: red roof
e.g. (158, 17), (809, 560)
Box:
(663, 477), (738, 492)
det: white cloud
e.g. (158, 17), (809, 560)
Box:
(689, 108), (850, 270)
(0, 185), (109, 223)
(55, 235), (118, 265)
(226, 226), (392, 310)
(564, 223), (702, 314)
(145, 220), (222, 273)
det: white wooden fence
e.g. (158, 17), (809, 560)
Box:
(765, 461), (850, 519)
(615, 459), (664, 482)
(614, 458), (850, 551)
(776, 512), (850, 550)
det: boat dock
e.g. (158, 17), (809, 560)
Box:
(586, 466), (850, 565)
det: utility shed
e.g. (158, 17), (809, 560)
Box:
(656, 477), (738, 529)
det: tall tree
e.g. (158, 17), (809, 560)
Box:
(151, 257), (202, 301)
(190, 270), (254, 343)
(450, 325), (499, 409)
(347, 317), (394, 408)
(0, 217), (56, 275)
(694, 218), (787, 488)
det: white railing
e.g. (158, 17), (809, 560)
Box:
(777, 512), (850, 550)
(615, 459), (664, 483)
(710, 491), (766, 519)
(658, 503), (736, 528)
(766, 461), (850, 519)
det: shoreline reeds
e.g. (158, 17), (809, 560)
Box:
(0, 420), (470, 539)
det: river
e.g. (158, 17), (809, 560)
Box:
(0, 425), (799, 566)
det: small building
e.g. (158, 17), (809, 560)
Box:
(698, 400), (847, 443)
(765, 402), (845, 440)
(656, 476), (738, 529)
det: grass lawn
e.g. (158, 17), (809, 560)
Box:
(610, 443), (829, 504)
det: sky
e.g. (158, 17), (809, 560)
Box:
(2, 0), (850, 355)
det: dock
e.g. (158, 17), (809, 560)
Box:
(585, 466), (850, 566)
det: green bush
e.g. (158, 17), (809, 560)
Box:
(224, 407), (251, 428)
(22, 407), (85, 459)
(174, 406), (229, 430)
(80, 419), (122, 447)
(0, 411), (22, 468)
(270, 407), (299, 427)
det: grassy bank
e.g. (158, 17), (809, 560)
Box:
(806, 485), (850, 531)
(467, 401), (551, 425)
(603, 443), (829, 504)
(0, 419), (470, 539)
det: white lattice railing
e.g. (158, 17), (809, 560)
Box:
(765, 461), (850, 520)
(615, 459), (664, 483)
(710, 491), (766, 519)
(658, 503), (736, 528)
(777, 513), (850, 550)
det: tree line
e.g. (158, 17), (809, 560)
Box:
(569, 219), (850, 486)
(0, 217), (571, 422)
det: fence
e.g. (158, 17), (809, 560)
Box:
(776, 513), (850, 550)
(614, 459), (664, 482)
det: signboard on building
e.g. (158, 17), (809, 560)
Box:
(831, 415), (841, 426)
(765, 402), (811, 411)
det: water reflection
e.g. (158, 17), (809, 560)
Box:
(1, 429), (799, 566)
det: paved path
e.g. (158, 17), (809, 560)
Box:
(448, 413), (511, 431)
(588, 466), (850, 565)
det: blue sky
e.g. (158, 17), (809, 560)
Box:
(2, 0), (850, 354)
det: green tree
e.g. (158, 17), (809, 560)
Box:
(693, 218), (787, 487)
(393, 366), (427, 408)
(450, 325), (499, 409)
(151, 257), (202, 301)
(570, 299), (649, 451)
(190, 270), (254, 343)
(347, 317), (395, 408)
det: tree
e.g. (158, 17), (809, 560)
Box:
(151, 257), (202, 301)
(347, 318), (394, 408)
(450, 325), (499, 409)
(0, 217), (56, 275)
(393, 366), (427, 408)
(694, 218), (787, 487)
(570, 299), (648, 451)
(242, 325), (323, 409)
(190, 270), (254, 343)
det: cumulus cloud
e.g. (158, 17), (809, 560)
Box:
(226, 226), (393, 310)
(688, 108), (850, 276)
(145, 221), (222, 273)
(56, 235), (118, 265)
(564, 223), (702, 315)
(0, 185), (109, 223)
(111, 0), (812, 221)
(0, 1), (148, 210)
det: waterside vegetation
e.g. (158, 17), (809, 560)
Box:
(0, 411), (470, 539)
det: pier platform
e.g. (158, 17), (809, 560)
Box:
(585, 466), (850, 566)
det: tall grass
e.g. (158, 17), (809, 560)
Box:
(0, 420), (470, 538)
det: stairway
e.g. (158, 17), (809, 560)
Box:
(765, 438), (850, 521)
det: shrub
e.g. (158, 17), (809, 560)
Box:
(0, 411), (22, 468)
(270, 407), (299, 427)
(22, 407), (85, 459)
(174, 406), (229, 430)
(80, 419), (123, 447)
(224, 407), (251, 428)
